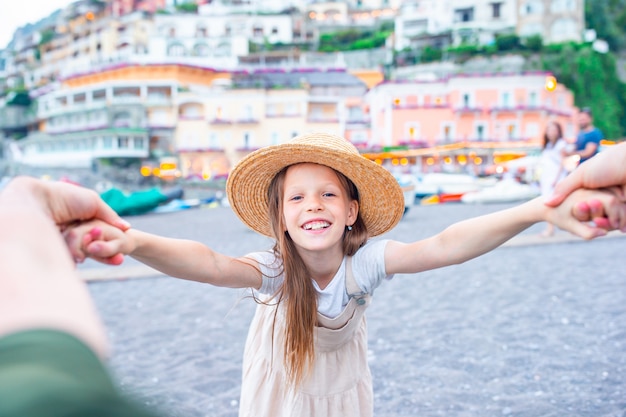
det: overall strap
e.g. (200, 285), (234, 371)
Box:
(345, 256), (369, 306)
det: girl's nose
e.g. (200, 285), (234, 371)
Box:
(307, 196), (323, 211)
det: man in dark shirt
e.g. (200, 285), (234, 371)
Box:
(565, 107), (604, 164)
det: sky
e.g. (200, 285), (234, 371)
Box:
(0, 0), (73, 49)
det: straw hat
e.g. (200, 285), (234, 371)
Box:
(226, 132), (404, 237)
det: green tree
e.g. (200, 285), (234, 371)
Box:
(542, 46), (626, 139)
(495, 34), (521, 51)
(585, 0), (626, 51)
(523, 34), (543, 52)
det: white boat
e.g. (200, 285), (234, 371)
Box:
(394, 174), (417, 215)
(414, 173), (495, 197)
(461, 179), (540, 204)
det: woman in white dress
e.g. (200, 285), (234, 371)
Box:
(539, 121), (568, 237)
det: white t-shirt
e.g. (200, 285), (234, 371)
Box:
(246, 239), (392, 318)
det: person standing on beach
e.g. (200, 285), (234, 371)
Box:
(63, 133), (626, 417)
(564, 107), (604, 165)
(539, 121), (568, 237)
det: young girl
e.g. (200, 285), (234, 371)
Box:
(539, 121), (568, 237)
(65, 132), (624, 417)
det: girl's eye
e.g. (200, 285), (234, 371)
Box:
(323, 192), (336, 198)
(290, 195), (302, 201)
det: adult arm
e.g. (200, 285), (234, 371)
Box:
(0, 180), (109, 358)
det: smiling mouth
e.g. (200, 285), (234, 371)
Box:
(302, 221), (331, 231)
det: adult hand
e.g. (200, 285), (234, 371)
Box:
(1, 176), (130, 231)
(545, 142), (626, 207)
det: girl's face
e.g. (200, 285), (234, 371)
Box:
(282, 163), (358, 256)
(546, 123), (560, 141)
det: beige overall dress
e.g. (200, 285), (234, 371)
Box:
(239, 257), (373, 417)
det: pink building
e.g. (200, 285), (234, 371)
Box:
(363, 71), (577, 172)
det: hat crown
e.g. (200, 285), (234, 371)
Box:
(291, 132), (359, 155)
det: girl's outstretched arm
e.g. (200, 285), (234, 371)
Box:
(66, 220), (262, 289)
(385, 189), (624, 275)
(122, 229), (262, 289)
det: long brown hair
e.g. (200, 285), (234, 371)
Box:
(543, 121), (564, 149)
(266, 164), (368, 386)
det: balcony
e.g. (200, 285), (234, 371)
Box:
(307, 117), (340, 123)
(346, 117), (371, 126)
(398, 139), (429, 148)
(235, 118), (260, 125)
(178, 115), (204, 121)
(209, 118), (233, 125)
(265, 113), (302, 118)
(453, 105), (484, 114)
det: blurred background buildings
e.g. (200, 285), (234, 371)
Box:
(0, 0), (623, 183)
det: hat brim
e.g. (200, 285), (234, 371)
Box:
(226, 141), (405, 237)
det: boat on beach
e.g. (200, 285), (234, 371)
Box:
(461, 178), (540, 204)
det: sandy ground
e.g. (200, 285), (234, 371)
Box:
(79, 202), (626, 417)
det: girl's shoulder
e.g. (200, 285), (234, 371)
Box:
(245, 250), (282, 273)
(350, 239), (391, 294)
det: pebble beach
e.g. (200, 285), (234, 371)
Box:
(79, 202), (626, 417)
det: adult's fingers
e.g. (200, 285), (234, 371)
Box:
(544, 168), (584, 207)
(50, 181), (131, 231)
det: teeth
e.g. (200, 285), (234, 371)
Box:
(303, 221), (330, 230)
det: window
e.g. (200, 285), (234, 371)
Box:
(462, 93), (471, 108)
(134, 137), (145, 150)
(529, 91), (538, 107)
(550, 18), (578, 41)
(506, 124), (517, 140)
(454, 7), (474, 23)
(491, 2), (502, 18)
(441, 123), (454, 142)
(271, 132), (279, 145)
(407, 123), (420, 140)
(520, 1), (543, 15)
(476, 124), (486, 140)
(118, 136), (129, 149)
(167, 43), (185, 57)
(348, 106), (363, 121)
(501, 92), (512, 108)
(243, 132), (251, 148)
(243, 105), (253, 120)
(193, 43), (209, 56)
(551, 0), (576, 12)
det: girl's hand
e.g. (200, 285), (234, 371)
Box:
(571, 187), (626, 232)
(64, 220), (128, 265)
(546, 188), (626, 239)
